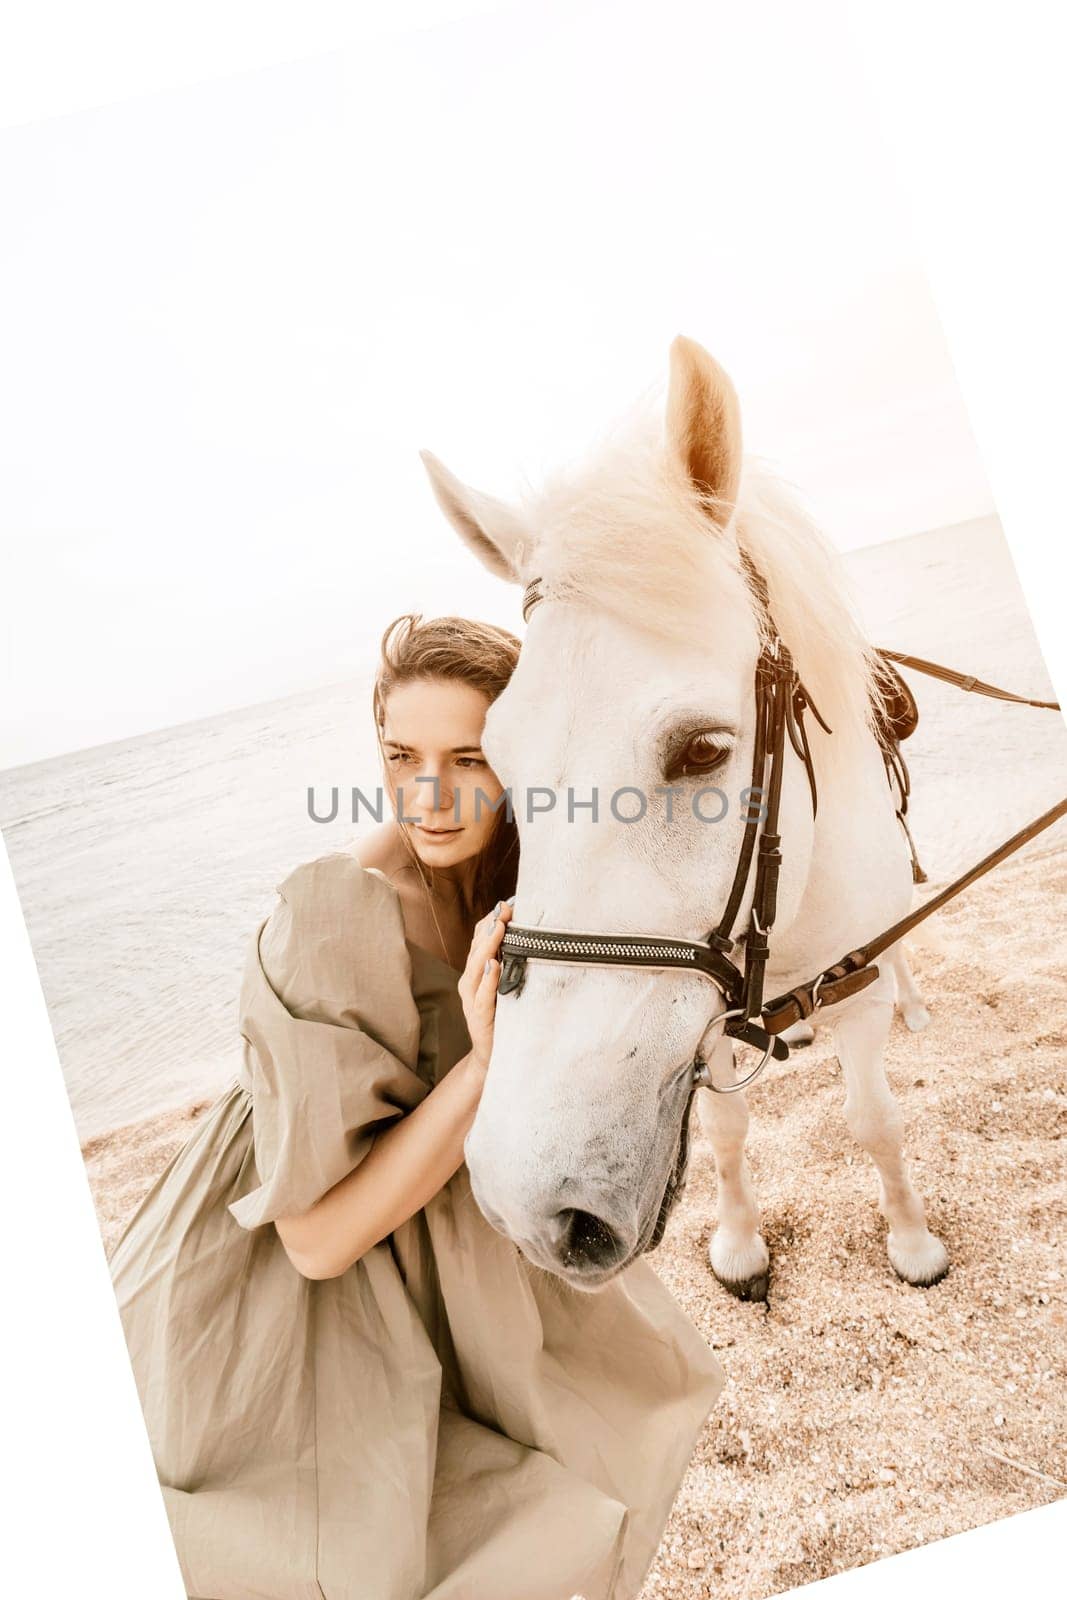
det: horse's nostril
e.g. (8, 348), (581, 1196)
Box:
(551, 1207), (625, 1272)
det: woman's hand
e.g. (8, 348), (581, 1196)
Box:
(457, 898), (514, 1074)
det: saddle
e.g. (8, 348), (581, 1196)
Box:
(873, 650), (920, 746)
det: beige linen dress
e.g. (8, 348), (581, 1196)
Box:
(109, 849), (724, 1600)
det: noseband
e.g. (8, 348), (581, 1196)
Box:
(498, 556), (828, 1095)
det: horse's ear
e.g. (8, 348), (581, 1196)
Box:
(419, 450), (527, 582)
(665, 335), (743, 526)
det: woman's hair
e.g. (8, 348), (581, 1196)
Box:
(373, 613), (522, 938)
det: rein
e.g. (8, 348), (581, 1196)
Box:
(878, 649), (1061, 711)
(498, 567), (1067, 1096)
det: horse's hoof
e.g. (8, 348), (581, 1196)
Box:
(716, 1269), (770, 1302)
(708, 1232), (770, 1301)
(888, 1231), (950, 1287)
(902, 1002), (931, 1033)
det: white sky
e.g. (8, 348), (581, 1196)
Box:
(0, 0), (994, 769)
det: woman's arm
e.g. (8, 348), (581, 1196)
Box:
(274, 901), (512, 1279)
(276, 1047), (486, 1278)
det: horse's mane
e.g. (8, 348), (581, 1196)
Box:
(514, 391), (889, 781)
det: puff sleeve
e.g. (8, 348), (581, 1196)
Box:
(227, 852), (431, 1231)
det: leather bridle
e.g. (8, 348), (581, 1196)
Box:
(498, 557), (832, 1093)
(495, 558), (1066, 1253)
(497, 561), (1067, 1092)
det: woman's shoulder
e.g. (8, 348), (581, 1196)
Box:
(349, 820), (412, 880)
(274, 845), (403, 926)
(255, 848), (415, 1018)
(275, 838), (399, 902)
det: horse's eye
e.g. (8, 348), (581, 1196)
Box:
(664, 732), (733, 782)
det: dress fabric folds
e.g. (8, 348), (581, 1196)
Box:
(109, 850), (724, 1600)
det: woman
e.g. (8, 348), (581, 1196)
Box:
(109, 613), (723, 1600)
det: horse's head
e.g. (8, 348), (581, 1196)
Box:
(420, 336), (866, 1289)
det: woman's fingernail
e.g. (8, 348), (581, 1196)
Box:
(484, 958), (491, 974)
(492, 900), (502, 917)
(505, 895), (516, 905)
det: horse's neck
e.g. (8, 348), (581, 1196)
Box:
(766, 737), (914, 993)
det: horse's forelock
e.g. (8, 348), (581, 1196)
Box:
(514, 403), (884, 782)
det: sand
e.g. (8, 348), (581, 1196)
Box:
(82, 837), (1066, 1600)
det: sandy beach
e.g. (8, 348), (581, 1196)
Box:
(83, 836), (1066, 1599)
(636, 837), (1067, 1597)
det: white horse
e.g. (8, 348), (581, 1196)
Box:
(421, 335), (948, 1300)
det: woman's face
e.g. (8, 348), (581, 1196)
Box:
(381, 677), (506, 867)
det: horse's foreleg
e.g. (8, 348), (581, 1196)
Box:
(696, 1035), (769, 1301)
(832, 995), (949, 1286)
(886, 941), (931, 1033)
